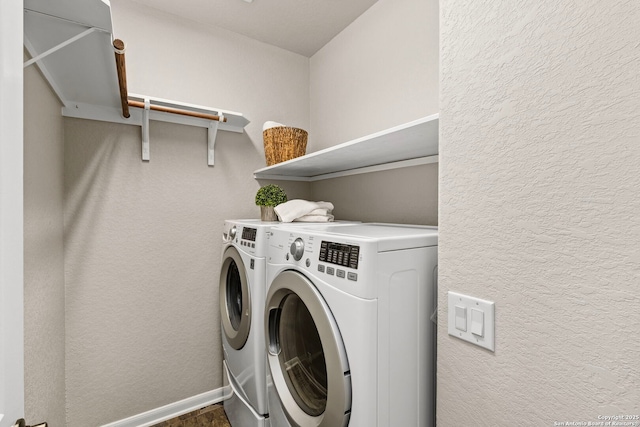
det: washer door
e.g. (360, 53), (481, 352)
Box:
(220, 246), (251, 350)
(265, 271), (351, 427)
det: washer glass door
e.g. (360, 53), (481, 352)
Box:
(266, 271), (351, 427)
(279, 293), (327, 416)
(220, 246), (251, 350)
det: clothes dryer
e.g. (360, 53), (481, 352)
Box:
(221, 220), (272, 427)
(264, 223), (438, 427)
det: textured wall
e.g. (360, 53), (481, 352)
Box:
(308, 0), (439, 225)
(64, 3), (311, 425)
(439, 0), (640, 424)
(63, 119), (310, 426)
(23, 57), (66, 427)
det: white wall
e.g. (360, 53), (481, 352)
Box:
(439, 0), (640, 424)
(63, 2), (311, 425)
(0, 1), (24, 426)
(309, 0), (439, 225)
(311, 165), (439, 224)
(23, 59), (66, 427)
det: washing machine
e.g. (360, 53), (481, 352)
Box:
(220, 219), (360, 427)
(264, 223), (438, 427)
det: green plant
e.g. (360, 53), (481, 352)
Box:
(255, 184), (287, 207)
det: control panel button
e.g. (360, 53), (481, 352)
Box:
(318, 265), (325, 273)
(326, 267), (335, 276)
(337, 269), (345, 278)
(347, 272), (358, 281)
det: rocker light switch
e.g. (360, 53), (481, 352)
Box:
(455, 305), (467, 331)
(470, 308), (484, 337)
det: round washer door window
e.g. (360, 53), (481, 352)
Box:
(265, 271), (351, 427)
(219, 246), (251, 350)
(279, 293), (327, 416)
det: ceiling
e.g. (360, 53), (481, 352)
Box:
(127, 0), (379, 57)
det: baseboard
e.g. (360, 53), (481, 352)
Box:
(101, 386), (232, 427)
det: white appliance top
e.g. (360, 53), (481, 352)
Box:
(276, 223), (438, 252)
(226, 219), (279, 228)
(224, 220), (360, 257)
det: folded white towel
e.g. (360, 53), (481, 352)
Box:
(293, 214), (335, 223)
(263, 121), (285, 131)
(306, 208), (331, 216)
(275, 199), (335, 223)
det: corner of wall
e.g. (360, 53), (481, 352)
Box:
(23, 49), (66, 427)
(307, 0), (439, 224)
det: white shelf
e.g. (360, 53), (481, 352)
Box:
(23, 0), (249, 166)
(254, 114), (439, 182)
(62, 94), (249, 133)
(23, 0), (249, 129)
(24, 0), (118, 110)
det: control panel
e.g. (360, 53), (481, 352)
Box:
(242, 227), (257, 242)
(268, 229), (386, 298)
(319, 241), (359, 270)
(239, 227), (258, 250)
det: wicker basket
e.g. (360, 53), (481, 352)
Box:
(263, 126), (308, 166)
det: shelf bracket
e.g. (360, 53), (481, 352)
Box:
(207, 113), (224, 166)
(125, 95), (244, 164)
(23, 27), (103, 68)
(138, 102), (225, 165)
(141, 98), (150, 161)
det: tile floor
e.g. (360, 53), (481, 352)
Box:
(150, 404), (231, 427)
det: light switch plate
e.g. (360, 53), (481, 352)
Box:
(448, 291), (495, 351)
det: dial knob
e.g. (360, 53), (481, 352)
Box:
(290, 238), (305, 261)
(229, 225), (237, 240)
